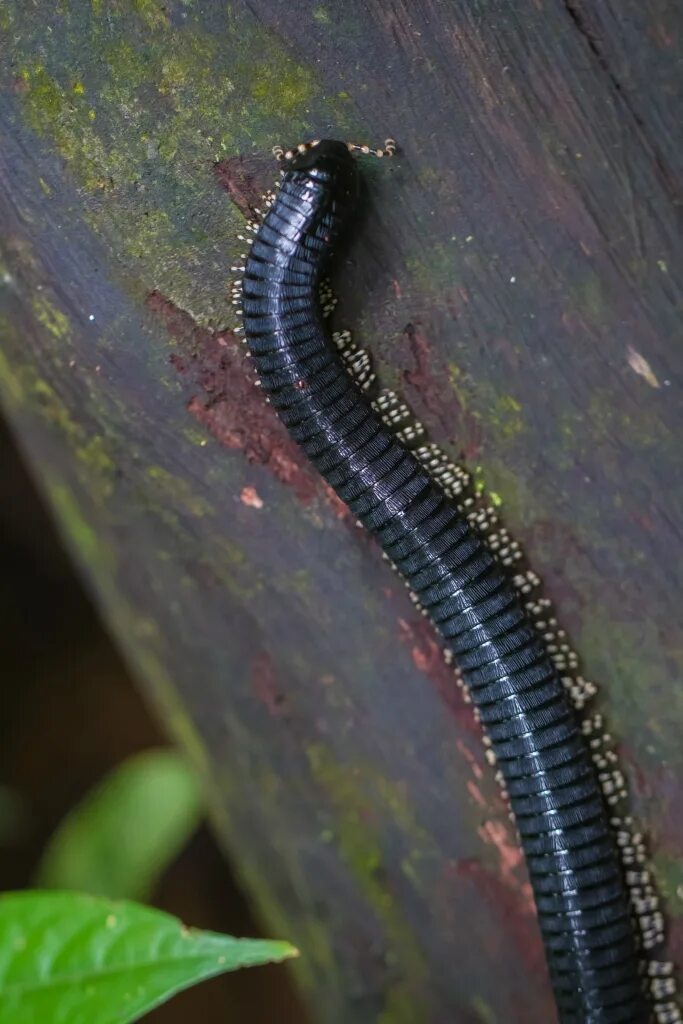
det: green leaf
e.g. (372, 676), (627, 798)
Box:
(0, 891), (297, 1024)
(34, 749), (202, 900)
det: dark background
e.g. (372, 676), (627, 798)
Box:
(0, 415), (307, 1023)
(1, 1), (681, 1020)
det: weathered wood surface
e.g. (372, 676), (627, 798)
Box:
(1, 3), (681, 1021)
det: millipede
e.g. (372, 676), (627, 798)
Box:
(229, 137), (679, 1023)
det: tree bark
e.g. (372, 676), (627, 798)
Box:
(1, 2), (681, 1021)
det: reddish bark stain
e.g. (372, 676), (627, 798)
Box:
(477, 818), (530, 900)
(467, 778), (487, 808)
(399, 613), (537, 908)
(445, 858), (550, 1013)
(632, 511), (656, 534)
(456, 741), (533, 908)
(650, 22), (675, 49)
(321, 481), (351, 521)
(240, 485), (264, 509)
(455, 737), (484, 781)
(402, 322), (455, 432)
(213, 154), (274, 219)
(147, 290), (323, 505)
(490, 332), (522, 372)
(401, 322), (482, 458)
(250, 651), (286, 716)
(397, 616), (481, 737)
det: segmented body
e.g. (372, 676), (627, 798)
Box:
(239, 140), (654, 1023)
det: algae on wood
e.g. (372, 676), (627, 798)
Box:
(1, 2), (682, 1021)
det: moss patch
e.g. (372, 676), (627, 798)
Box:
(47, 479), (115, 574)
(578, 614), (682, 768)
(31, 292), (71, 342)
(146, 465), (213, 519)
(652, 850), (683, 918)
(0, 314), (117, 503)
(307, 744), (431, 1023)
(5, 2), (353, 328)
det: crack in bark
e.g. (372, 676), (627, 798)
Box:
(562, 0), (681, 202)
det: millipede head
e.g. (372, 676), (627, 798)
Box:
(272, 139), (361, 207)
(273, 139), (321, 162)
(273, 137), (396, 167)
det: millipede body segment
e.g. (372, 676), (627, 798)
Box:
(237, 138), (662, 1023)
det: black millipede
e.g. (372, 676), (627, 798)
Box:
(231, 137), (679, 1024)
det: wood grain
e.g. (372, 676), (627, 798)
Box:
(1, 2), (681, 1020)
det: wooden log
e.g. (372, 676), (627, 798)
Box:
(1, 2), (681, 1020)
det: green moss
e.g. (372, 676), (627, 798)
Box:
(203, 536), (265, 602)
(132, 0), (169, 30)
(307, 745), (430, 1023)
(146, 465), (213, 518)
(467, 377), (526, 446)
(405, 241), (463, 301)
(19, 63), (113, 192)
(470, 995), (498, 1024)
(578, 614), (682, 767)
(42, 482), (212, 797)
(32, 293), (70, 341)
(19, 64), (62, 119)
(249, 61), (314, 118)
(30, 377), (115, 500)
(47, 480), (115, 573)
(378, 990), (426, 1024)
(313, 6), (331, 23)
(101, 38), (148, 99)
(446, 362), (530, 509)
(586, 388), (668, 456)
(124, 209), (175, 260)
(0, 315), (116, 500)
(7, 2), (354, 327)
(652, 851), (683, 918)
(447, 361), (478, 423)
(488, 393), (524, 440)
(473, 459), (532, 527)
(0, 300), (117, 498)
(182, 426), (211, 447)
(280, 567), (313, 603)
(0, 338), (25, 407)
(575, 273), (606, 322)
